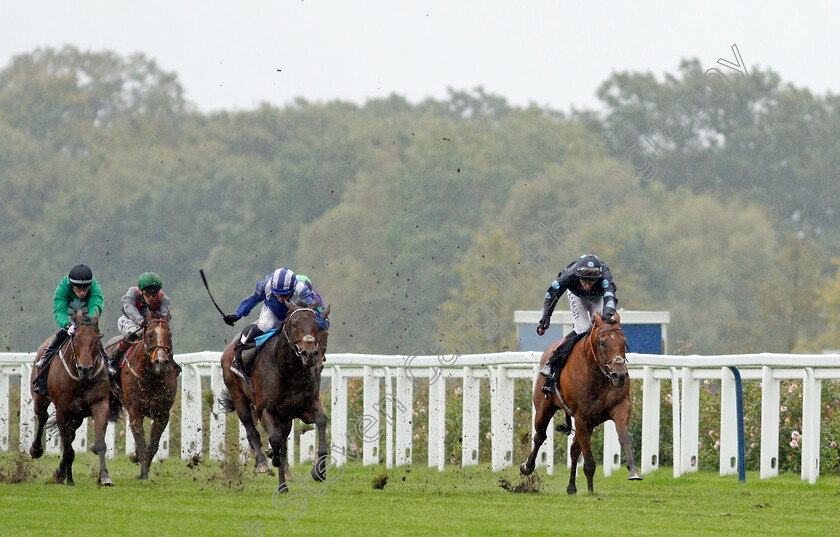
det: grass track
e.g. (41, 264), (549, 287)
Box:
(2, 452), (839, 536)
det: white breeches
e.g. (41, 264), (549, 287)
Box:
(568, 293), (604, 334)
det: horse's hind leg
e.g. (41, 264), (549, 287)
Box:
(567, 435), (581, 495)
(92, 400), (113, 486)
(143, 415), (170, 480)
(29, 394), (50, 459)
(127, 407), (148, 478)
(574, 426), (598, 494)
(233, 397), (271, 474)
(521, 399), (555, 476)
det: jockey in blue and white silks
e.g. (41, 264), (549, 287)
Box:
(224, 268), (325, 378)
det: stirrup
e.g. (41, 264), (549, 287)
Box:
(230, 359), (247, 380)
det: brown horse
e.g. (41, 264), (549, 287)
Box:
(220, 305), (330, 492)
(105, 310), (178, 479)
(521, 312), (642, 494)
(29, 311), (119, 486)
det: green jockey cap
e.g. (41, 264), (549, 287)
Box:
(138, 272), (163, 291)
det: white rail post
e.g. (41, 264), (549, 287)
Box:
(72, 419), (88, 452)
(802, 368), (821, 484)
(330, 365), (348, 466)
(299, 428), (315, 463)
(383, 367), (394, 469)
(428, 368), (446, 470)
(530, 364), (554, 475)
(760, 365), (780, 479)
(209, 364), (226, 461)
(641, 366), (660, 474)
(462, 366), (480, 467)
(362, 365), (379, 466)
(602, 420), (620, 477)
(19, 364), (34, 453)
(106, 421), (116, 459)
(180, 364), (203, 460)
(720, 367), (738, 475)
(46, 405), (60, 454)
(0, 372), (9, 451)
(670, 367), (682, 478)
(395, 366), (413, 466)
(490, 365), (514, 471)
(153, 423), (171, 462)
(680, 366), (699, 473)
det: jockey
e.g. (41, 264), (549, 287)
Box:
(536, 254), (618, 396)
(224, 267), (325, 378)
(294, 274), (329, 329)
(33, 264), (108, 395)
(108, 272), (173, 372)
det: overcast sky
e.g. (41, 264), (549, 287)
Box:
(2, 1), (838, 114)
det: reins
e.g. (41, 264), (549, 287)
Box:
(60, 321), (105, 382)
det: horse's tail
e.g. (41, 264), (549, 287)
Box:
(109, 391), (123, 423)
(217, 389), (236, 413)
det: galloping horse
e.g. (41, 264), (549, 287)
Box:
(521, 312), (642, 494)
(220, 305), (330, 492)
(29, 311), (119, 486)
(105, 310), (178, 479)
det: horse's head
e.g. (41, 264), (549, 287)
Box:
(591, 312), (628, 388)
(283, 305), (321, 368)
(71, 310), (102, 383)
(143, 310), (173, 375)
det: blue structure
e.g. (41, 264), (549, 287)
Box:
(514, 310), (669, 354)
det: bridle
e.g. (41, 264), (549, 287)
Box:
(143, 317), (173, 364)
(60, 320), (105, 381)
(586, 325), (627, 380)
(282, 308), (319, 360)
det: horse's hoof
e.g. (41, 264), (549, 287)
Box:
(98, 476), (114, 487)
(276, 484), (289, 494)
(53, 469), (65, 484)
(255, 462), (272, 474)
(566, 486), (577, 495)
(628, 470), (643, 481)
(311, 465), (326, 482)
(29, 445), (43, 459)
(66, 480), (75, 487)
(520, 463), (534, 476)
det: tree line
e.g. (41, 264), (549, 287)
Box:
(1, 46), (838, 355)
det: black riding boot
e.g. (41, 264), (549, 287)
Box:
(33, 330), (69, 395)
(540, 331), (583, 397)
(231, 324), (264, 379)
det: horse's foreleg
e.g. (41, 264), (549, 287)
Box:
(264, 416), (293, 493)
(127, 407), (148, 478)
(612, 405), (643, 481)
(312, 410), (328, 482)
(521, 400), (555, 476)
(91, 400), (113, 486)
(56, 413), (77, 486)
(575, 427), (597, 494)
(29, 395), (50, 459)
(143, 415), (170, 480)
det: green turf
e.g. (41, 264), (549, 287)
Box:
(1, 451), (839, 537)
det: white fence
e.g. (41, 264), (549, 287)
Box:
(1, 351), (839, 483)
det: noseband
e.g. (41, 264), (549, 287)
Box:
(586, 326), (627, 380)
(283, 308), (318, 359)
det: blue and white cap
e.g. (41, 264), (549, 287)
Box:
(269, 268), (297, 296)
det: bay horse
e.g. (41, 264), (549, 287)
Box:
(29, 311), (120, 486)
(220, 305), (330, 492)
(521, 312), (642, 494)
(105, 310), (178, 479)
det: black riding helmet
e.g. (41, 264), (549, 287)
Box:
(574, 254), (602, 280)
(68, 264), (94, 285)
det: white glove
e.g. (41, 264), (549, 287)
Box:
(67, 324), (76, 336)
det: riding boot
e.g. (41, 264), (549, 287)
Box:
(540, 331), (582, 397)
(231, 324), (262, 379)
(32, 330), (69, 395)
(109, 340), (130, 376)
